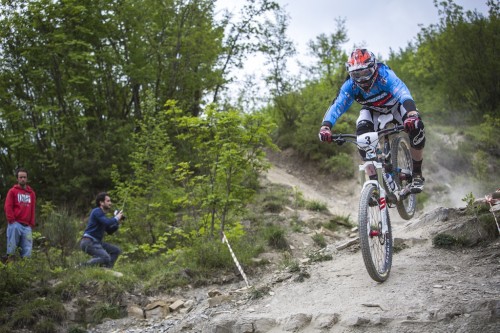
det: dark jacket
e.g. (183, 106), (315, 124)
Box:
(82, 207), (119, 242)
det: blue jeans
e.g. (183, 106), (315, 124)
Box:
(80, 238), (121, 268)
(6, 222), (33, 257)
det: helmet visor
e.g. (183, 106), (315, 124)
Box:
(350, 67), (375, 83)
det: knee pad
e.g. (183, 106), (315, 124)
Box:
(407, 117), (426, 149)
(356, 120), (374, 136)
(356, 120), (374, 159)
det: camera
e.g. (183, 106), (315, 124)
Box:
(114, 210), (126, 221)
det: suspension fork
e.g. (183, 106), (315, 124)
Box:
(359, 161), (389, 235)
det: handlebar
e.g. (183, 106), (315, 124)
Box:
(330, 125), (405, 146)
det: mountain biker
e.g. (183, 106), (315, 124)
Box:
(318, 48), (425, 193)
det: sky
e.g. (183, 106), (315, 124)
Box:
(215, 0), (491, 76)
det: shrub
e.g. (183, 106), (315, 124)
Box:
(10, 297), (66, 330)
(324, 214), (353, 230)
(263, 224), (288, 250)
(90, 303), (122, 324)
(34, 318), (57, 333)
(40, 208), (82, 268)
(281, 253), (299, 272)
(249, 286), (271, 300)
(311, 233), (326, 248)
(432, 233), (466, 248)
(306, 200), (328, 212)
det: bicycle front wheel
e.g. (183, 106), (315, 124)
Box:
(392, 136), (417, 220)
(358, 184), (393, 282)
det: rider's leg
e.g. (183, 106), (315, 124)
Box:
(356, 110), (377, 180)
(410, 147), (423, 174)
(402, 109), (426, 192)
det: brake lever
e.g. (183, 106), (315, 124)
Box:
(331, 136), (345, 146)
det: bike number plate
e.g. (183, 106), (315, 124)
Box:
(357, 132), (378, 154)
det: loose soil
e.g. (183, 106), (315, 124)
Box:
(88, 149), (500, 333)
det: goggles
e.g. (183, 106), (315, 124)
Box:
(349, 66), (376, 83)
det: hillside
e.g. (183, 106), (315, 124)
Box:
(86, 148), (500, 333)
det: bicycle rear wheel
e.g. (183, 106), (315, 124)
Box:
(358, 184), (392, 282)
(391, 136), (417, 220)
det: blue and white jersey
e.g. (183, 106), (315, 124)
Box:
(322, 63), (414, 127)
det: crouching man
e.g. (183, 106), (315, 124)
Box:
(79, 192), (124, 268)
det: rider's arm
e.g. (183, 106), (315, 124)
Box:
(321, 79), (355, 129)
(383, 66), (418, 115)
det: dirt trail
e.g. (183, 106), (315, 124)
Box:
(88, 156), (500, 333)
(266, 165), (360, 220)
(196, 159), (499, 333)
(257, 164), (500, 333)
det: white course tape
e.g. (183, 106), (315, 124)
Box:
(222, 231), (250, 287)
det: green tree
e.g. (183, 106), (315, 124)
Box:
(0, 0), (133, 209)
(411, 0), (499, 119)
(265, 18), (350, 156)
(259, 9), (296, 97)
(171, 105), (276, 239)
(213, 0), (279, 103)
(0, 0), (275, 210)
(111, 97), (180, 251)
(112, 99), (276, 256)
(307, 18), (349, 86)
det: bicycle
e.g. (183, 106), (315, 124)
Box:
(329, 115), (417, 282)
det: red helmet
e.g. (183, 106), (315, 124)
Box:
(346, 49), (378, 90)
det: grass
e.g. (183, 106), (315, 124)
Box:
(311, 233), (327, 248)
(259, 184), (292, 213)
(9, 297), (66, 332)
(249, 285), (271, 300)
(0, 228), (271, 331)
(305, 200), (328, 212)
(262, 224), (288, 250)
(417, 191), (430, 211)
(323, 214), (353, 231)
(280, 253), (300, 272)
(432, 233), (466, 248)
(307, 250), (333, 263)
(90, 303), (123, 324)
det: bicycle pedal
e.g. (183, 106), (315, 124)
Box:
(410, 187), (423, 194)
(399, 187), (412, 198)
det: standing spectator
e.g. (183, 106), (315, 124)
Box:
(79, 192), (123, 268)
(4, 167), (36, 259)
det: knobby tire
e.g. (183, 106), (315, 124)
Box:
(391, 136), (417, 220)
(358, 184), (393, 282)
